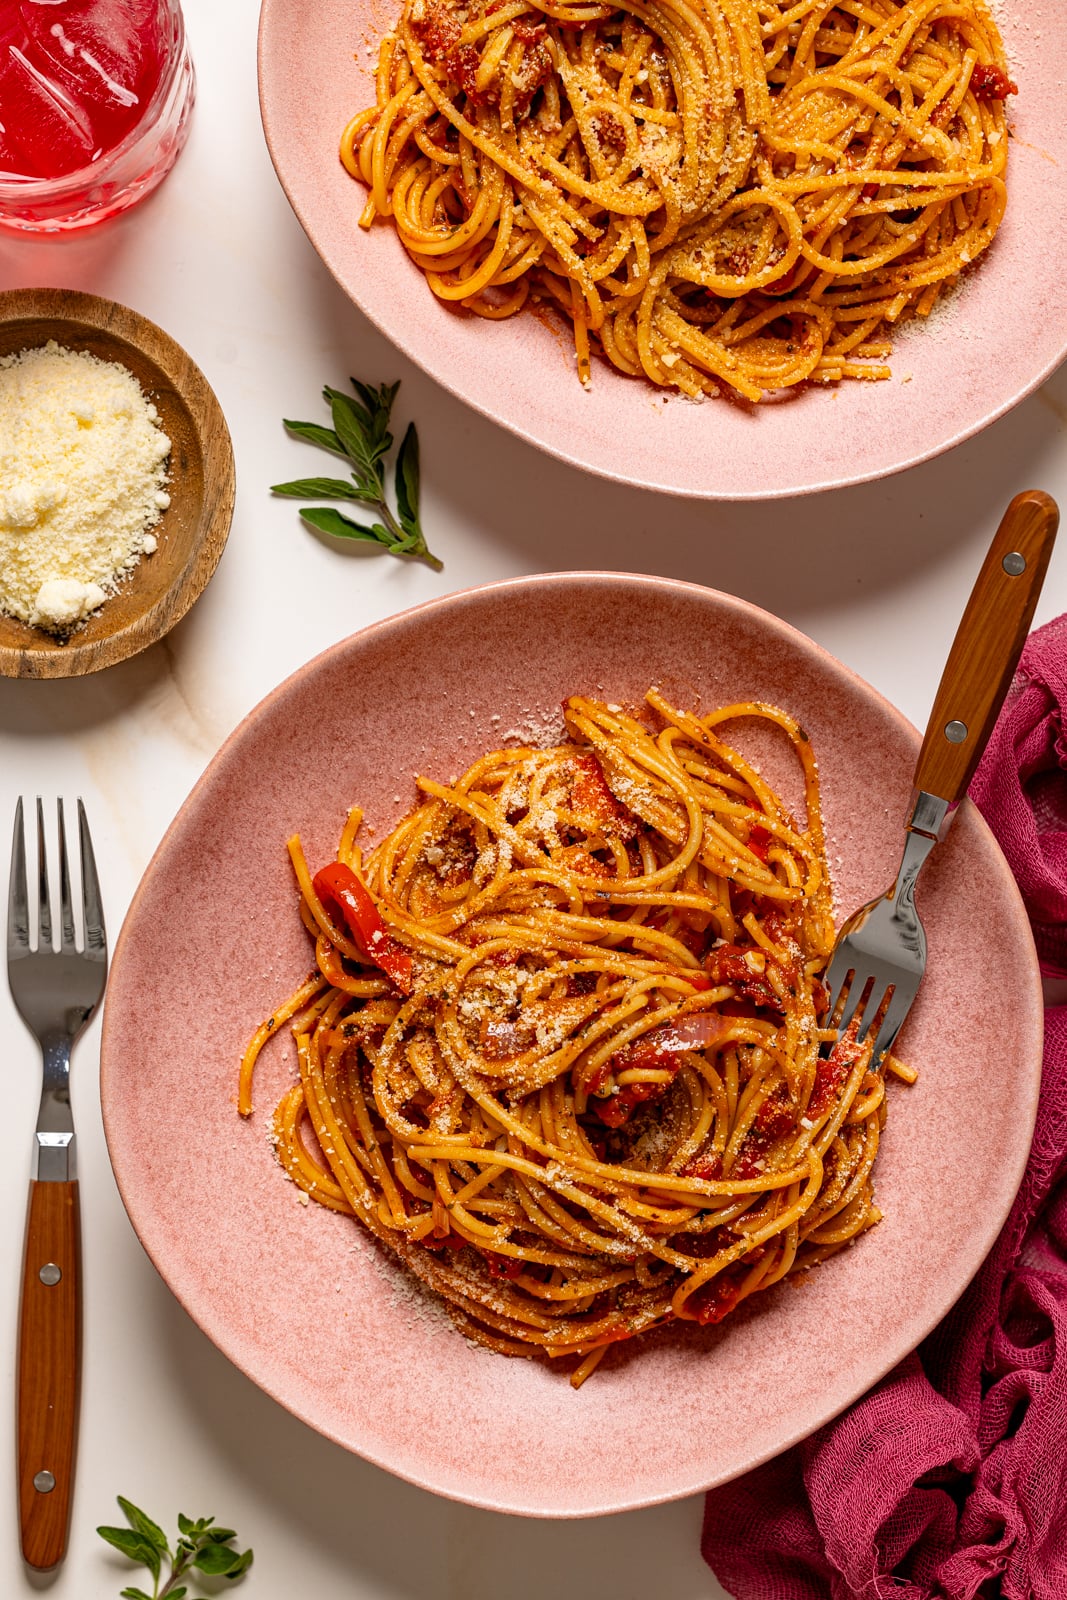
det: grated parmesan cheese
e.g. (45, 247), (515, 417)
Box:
(0, 340), (171, 633)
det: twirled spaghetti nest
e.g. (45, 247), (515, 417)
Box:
(342, 0), (1013, 398)
(241, 691), (913, 1385)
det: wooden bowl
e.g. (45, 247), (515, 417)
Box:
(0, 288), (235, 679)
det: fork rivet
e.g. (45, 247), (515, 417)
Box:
(38, 1262), (61, 1286)
(33, 1470), (55, 1494)
(945, 720), (968, 744)
(1002, 551), (1027, 576)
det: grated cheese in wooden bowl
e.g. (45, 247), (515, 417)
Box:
(0, 340), (171, 634)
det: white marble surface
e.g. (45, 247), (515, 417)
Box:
(2, 1), (1067, 1594)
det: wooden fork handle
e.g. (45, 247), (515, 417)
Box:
(915, 490), (1059, 805)
(17, 1179), (81, 1569)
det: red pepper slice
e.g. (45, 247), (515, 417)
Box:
(808, 1028), (866, 1118)
(681, 1153), (723, 1182)
(570, 753), (639, 840)
(422, 1230), (467, 1252)
(703, 945), (782, 1009)
(687, 1270), (745, 1326)
(588, 1013), (730, 1127)
(763, 262), (798, 296)
(312, 861), (414, 995)
(594, 1079), (664, 1129)
(970, 63), (1017, 101)
(483, 1250), (524, 1280)
(747, 825), (773, 862)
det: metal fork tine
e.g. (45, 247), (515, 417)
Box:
(856, 985), (892, 1045)
(57, 799), (76, 951)
(8, 797), (29, 954)
(867, 986), (915, 1067)
(823, 951), (854, 1017)
(35, 797), (52, 952)
(835, 972), (867, 1039)
(78, 799), (106, 957)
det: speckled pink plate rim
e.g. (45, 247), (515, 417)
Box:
(257, 0), (1067, 500)
(100, 573), (1043, 1516)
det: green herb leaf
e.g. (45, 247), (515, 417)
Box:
(324, 387), (387, 493)
(351, 378), (399, 459)
(119, 1587), (153, 1600)
(192, 1544), (253, 1577)
(206, 1527), (237, 1544)
(351, 378), (379, 415)
(395, 422), (420, 534)
(276, 376), (443, 570)
(270, 477), (365, 501)
(327, 382), (374, 436)
(97, 1526), (160, 1569)
(117, 1497), (170, 1560)
(282, 419), (346, 456)
(176, 1514), (195, 1537)
(167, 1590), (188, 1600)
(300, 507), (391, 545)
(394, 423), (443, 570)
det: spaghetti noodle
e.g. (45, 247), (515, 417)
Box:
(341, 0), (1013, 398)
(240, 692), (914, 1384)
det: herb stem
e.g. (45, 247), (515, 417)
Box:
(157, 1557), (188, 1600)
(275, 378), (442, 570)
(373, 497), (407, 547)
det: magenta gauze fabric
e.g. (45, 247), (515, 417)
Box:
(702, 613), (1067, 1600)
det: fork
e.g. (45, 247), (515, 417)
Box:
(8, 798), (106, 1571)
(824, 489), (1059, 1065)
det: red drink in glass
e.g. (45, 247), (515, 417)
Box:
(0, 0), (193, 231)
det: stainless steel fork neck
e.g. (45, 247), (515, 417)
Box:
(891, 827), (938, 917)
(890, 790), (958, 916)
(907, 789), (955, 842)
(34, 1032), (75, 1182)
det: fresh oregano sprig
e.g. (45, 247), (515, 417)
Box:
(272, 378), (442, 570)
(97, 1497), (252, 1600)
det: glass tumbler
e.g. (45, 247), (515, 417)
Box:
(0, 0), (195, 232)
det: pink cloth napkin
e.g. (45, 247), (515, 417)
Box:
(702, 613), (1067, 1600)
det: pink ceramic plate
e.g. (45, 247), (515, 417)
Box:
(258, 2), (1067, 499)
(101, 575), (1041, 1516)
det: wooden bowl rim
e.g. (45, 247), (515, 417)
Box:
(0, 286), (235, 679)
